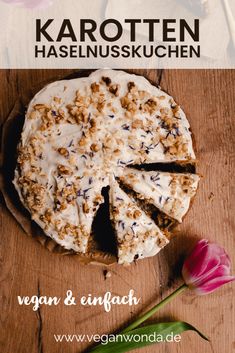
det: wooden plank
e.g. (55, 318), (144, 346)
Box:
(0, 69), (234, 353)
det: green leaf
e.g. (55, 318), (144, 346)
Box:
(89, 321), (208, 353)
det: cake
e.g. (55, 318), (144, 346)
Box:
(109, 177), (169, 264)
(13, 69), (199, 264)
(119, 168), (200, 223)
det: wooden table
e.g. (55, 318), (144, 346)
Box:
(0, 69), (235, 353)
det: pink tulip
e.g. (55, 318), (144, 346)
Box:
(1, 0), (54, 9)
(182, 239), (235, 295)
(116, 238), (235, 337)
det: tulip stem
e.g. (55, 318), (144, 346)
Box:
(121, 284), (187, 333)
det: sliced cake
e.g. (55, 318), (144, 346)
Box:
(119, 168), (200, 223)
(13, 69), (198, 263)
(109, 178), (169, 264)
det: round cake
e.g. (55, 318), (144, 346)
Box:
(13, 69), (199, 264)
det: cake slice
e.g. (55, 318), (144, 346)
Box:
(119, 168), (200, 223)
(109, 178), (169, 264)
(14, 165), (107, 254)
(50, 172), (107, 253)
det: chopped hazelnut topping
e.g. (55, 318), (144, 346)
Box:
(57, 164), (71, 175)
(133, 210), (142, 219)
(83, 202), (90, 213)
(91, 82), (100, 93)
(94, 195), (103, 205)
(89, 126), (97, 134)
(132, 119), (143, 129)
(29, 111), (38, 119)
(143, 98), (158, 114)
(90, 143), (99, 152)
(58, 147), (69, 158)
(90, 118), (96, 127)
(15, 69), (196, 263)
(54, 97), (62, 104)
(114, 149), (121, 155)
(120, 96), (129, 109)
(109, 84), (120, 96)
(34, 104), (51, 111)
(79, 137), (87, 146)
(127, 81), (135, 92)
(102, 76), (111, 86)
(97, 101), (105, 113)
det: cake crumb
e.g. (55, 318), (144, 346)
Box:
(103, 270), (112, 280)
(208, 192), (215, 201)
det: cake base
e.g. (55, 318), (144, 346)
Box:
(0, 100), (117, 266)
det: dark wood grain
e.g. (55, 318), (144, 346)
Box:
(0, 69), (235, 353)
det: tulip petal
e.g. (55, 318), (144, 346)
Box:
(195, 245), (231, 281)
(194, 276), (235, 295)
(182, 239), (235, 295)
(186, 240), (208, 263)
(191, 264), (231, 288)
(183, 240), (211, 280)
(183, 245), (223, 282)
(208, 244), (231, 268)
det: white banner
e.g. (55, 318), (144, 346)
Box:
(0, 0), (234, 68)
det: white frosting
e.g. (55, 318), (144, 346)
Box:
(13, 69), (197, 262)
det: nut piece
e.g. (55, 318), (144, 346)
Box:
(90, 143), (99, 152)
(133, 210), (142, 219)
(58, 147), (69, 158)
(132, 119), (143, 129)
(54, 97), (62, 104)
(34, 104), (50, 111)
(79, 137), (87, 146)
(57, 164), (71, 175)
(109, 84), (120, 97)
(29, 111), (38, 119)
(102, 76), (111, 86)
(91, 82), (100, 93)
(143, 98), (158, 114)
(82, 202), (90, 213)
(127, 81), (135, 92)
